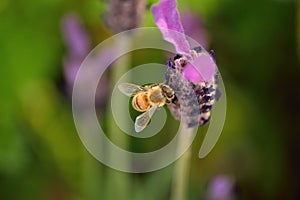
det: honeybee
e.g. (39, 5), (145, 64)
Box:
(118, 83), (175, 132)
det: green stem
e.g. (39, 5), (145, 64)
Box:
(170, 124), (194, 200)
(105, 34), (131, 200)
(82, 151), (103, 199)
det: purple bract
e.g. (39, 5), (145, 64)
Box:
(184, 52), (216, 83)
(152, 0), (216, 83)
(152, 0), (191, 57)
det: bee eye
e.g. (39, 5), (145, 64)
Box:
(167, 93), (174, 98)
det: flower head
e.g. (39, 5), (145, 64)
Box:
(152, 0), (221, 127)
(166, 47), (219, 127)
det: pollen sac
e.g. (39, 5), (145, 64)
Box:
(165, 47), (220, 127)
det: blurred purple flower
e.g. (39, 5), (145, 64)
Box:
(181, 10), (209, 49)
(63, 57), (83, 87)
(152, 0), (216, 83)
(61, 13), (110, 109)
(61, 13), (90, 88)
(105, 0), (146, 33)
(61, 13), (90, 58)
(206, 175), (235, 200)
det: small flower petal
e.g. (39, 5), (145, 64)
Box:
(183, 52), (216, 83)
(152, 0), (191, 57)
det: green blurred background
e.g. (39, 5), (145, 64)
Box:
(0, 0), (299, 199)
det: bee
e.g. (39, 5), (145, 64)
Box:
(118, 82), (175, 132)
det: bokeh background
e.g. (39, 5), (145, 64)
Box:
(0, 0), (299, 199)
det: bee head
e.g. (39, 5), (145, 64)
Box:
(160, 84), (175, 103)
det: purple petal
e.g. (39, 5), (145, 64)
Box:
(183, 52), (216, 83)
(61, 13), (90, 58)
(152, 0), (191, 57)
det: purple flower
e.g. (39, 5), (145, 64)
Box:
(61, 13), (110, 109)
(61, 13), (90, 88)
(61, 13), (90, 58)
(206, 175), (235, 200)
(152, 0), (216, 83)
(165, 48), (219, 127)
(181, 10), (209, 49)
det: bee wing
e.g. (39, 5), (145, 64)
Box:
(118, 83), (143, 96)
(135, 106), (158, 132)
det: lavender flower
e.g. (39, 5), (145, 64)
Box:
(206, 175), (235, 200)
(166, 47), (219, 127)
(61, 13), (90, 88)
(152, 0), (216, 83)
(151, 0), (220, 127)
(61, 13), (110, 109)
(105, 0), (146, 32)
